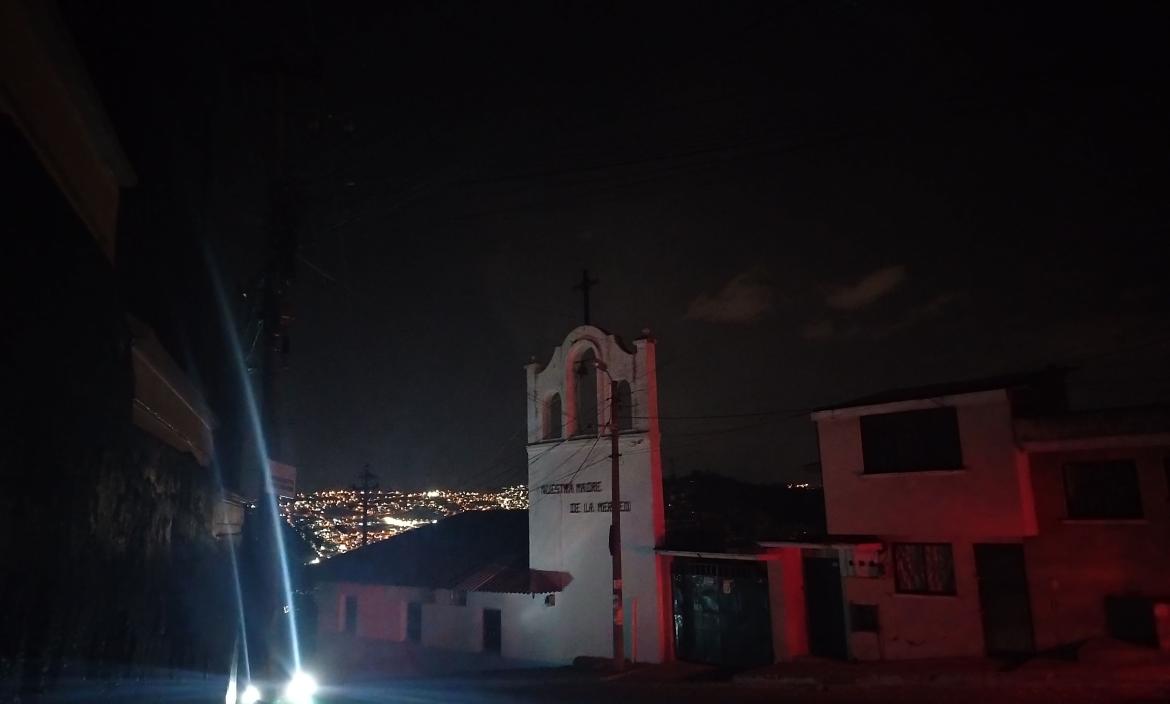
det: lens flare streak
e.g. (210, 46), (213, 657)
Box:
(206, 249), (302, 670)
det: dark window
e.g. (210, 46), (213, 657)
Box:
(406, 602), (422, 642)
(573, 348), (598, 435)
(343, 595), (358, 635)
(616, 380), (633, 430)
(1105, 595), (1159, 648)
(1064, 460), (1142, 519)
(483, 608), (502, 653)
(850, 603), (880, 632)
(861, 407), (963, 473)
(544, 394), (563, 440)
(893, 543), (956, 595)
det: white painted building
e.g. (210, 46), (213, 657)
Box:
(313, 325), (670, 666)
(803, 371), (1170, 660)
(524, 324), (668, 664)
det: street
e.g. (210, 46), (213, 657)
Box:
(320, 677), (1170, 704)
(17, 667), (1170, 704)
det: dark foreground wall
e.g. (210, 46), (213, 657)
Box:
(1026, 445), (1170, 651)
(0, 114), (236, 695)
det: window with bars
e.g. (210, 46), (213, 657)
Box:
(893, 543), (956, 595)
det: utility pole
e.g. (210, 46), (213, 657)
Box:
(607, 377), (625, 671)
(353, 464), (378, 547)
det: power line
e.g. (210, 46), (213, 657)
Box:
(528, 438), (596, 492)
(529, 436), (605, 505)
(448, 426), (526, 489)
(631, 407), (810, 421)
(467, 438), (565, 490)
(561, 435), (606, 494)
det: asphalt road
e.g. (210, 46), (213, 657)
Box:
(12, 672), (1169, 703)
(319, 678), (1170, 704)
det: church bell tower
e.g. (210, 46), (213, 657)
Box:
(523, 325), (667, 663)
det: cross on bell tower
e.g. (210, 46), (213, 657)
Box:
(572, 269), (599, 325)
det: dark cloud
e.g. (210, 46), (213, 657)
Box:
(804, 291), (958, 342)
(686, 271), (774, 324)
(254, 3), (1169, 490)
(873, 293), (958, 338)
(826, 265), (907, 311)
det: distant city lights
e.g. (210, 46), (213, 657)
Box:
(280, 484), (527, 558)
(382, 516), (418, 527)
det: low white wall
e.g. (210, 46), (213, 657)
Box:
(844, 539), (985, 660)
(318, 582), (565, 664)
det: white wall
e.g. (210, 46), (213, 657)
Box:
(815, 391), (1038, 659)
(318, 582), (564, 664)
(317, 325), (670, 668)
(816, 391), (1037, 537)
(845, 540), (986, 660)
(318, 582), (421, 641)
(421, 590), (561, 662)
(525, 325), (655, 442)
(526, 436), (666, 663)
(526, 325), (667, 663)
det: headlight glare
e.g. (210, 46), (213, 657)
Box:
(284, 670), (318, 704)
(240, 683), (262, 704)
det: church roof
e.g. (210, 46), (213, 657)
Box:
(312, 509), (567, 594)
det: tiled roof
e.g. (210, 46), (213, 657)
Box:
(312, 509), (567, 594)
(477, 567), (571, 594)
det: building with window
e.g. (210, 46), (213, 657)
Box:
(314, 510), (571, 668)
(806, 371), (1170, 660)
(314, 325), (671, 666)
(313, 355), (1170, 668)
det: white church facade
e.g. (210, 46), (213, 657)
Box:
(524, 325), (669, 663)
(312, 325), (672, 666)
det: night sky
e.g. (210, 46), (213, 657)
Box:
(69, 2), (1170, 491)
